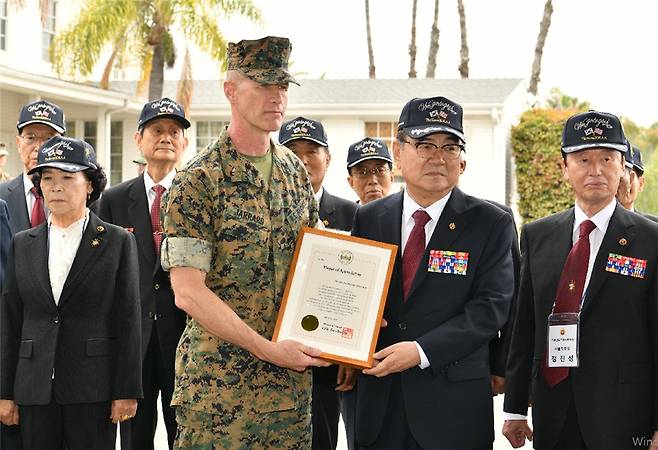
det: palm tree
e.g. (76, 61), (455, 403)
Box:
(408, 0), (418, 78)
(365, 0), (376, 78)
(50, 0), (260, 100)
(528, 0), (554, 95)
(426, 0), (440, 78)
(457, 0), (469, 78)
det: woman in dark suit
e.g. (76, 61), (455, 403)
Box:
(0, 136), (142, 450)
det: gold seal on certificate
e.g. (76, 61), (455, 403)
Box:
(273, 227), (397, 369)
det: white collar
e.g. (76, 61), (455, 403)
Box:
(23, 172), (35, 196)
(403, 189), (452, 226)
(48, 208), (90, 232)
(314, 186), (324, 204)
(144, 169), (176, 192)
(573, 199), (617, 234)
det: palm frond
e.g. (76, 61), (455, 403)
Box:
(50, 0), (138, 78)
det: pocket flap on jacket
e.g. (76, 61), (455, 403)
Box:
(86, 338), (114, 356)
(446, 361), (489, 381)
(618, 362), (652, 384)
(18, 340), (33, 358)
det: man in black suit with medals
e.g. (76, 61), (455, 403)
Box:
(279, 116), (357, 450)
(351, 96), (515, 449)
(99, 97), (189, 450)
(503, 111), (658, 449)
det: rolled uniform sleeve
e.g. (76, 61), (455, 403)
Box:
(161, 167), (216, 272)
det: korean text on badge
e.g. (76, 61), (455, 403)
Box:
(605, 253), (647, 279)
(428, 250), (469, 275)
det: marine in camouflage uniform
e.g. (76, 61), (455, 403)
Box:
(161, 36), (324, 450)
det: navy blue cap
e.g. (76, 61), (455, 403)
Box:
(28, 136), (97, 175)
(347, 137), (392, 169)
(623, 141), (635, 169)
(561, 111), (627, 154)
(17, 100), (66, 134)
(137, 97), (191, 130)
(630, 144), (644, 175)
(398, 96), (465, 142)
(279, 117), (328, 147)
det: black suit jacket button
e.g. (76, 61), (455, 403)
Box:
(53, 316), (59, 324)
(154, 283), (160, 290)
(398, 322), (407, 330)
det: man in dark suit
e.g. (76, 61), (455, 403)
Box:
(503, 111), (658, 450)
(352, 96), (514, 449)
(617, 143), (658, 222)
(279, 116), (357, 450)
(0, 100), (66, 235)
(99, 98), (189, 450)
(347, 137), (394, 205)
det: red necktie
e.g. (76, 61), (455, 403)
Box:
(541, 219), (596, 387)
(151, 185), (165, 254)
(30, 187), (46, 228)
(402, 210), (431, 301)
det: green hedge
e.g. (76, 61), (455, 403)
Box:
(512, 109), (576, 223)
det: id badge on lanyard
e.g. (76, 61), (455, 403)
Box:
(546, 312), (580, 367)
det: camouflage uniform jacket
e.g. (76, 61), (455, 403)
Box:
(161, 128), (319, 414)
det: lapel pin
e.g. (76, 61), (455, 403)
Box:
(449, 222), (456, 230)
(91, 238), (101, 247)
(618, 238), (627, 246)
(96, 225), (105, 232)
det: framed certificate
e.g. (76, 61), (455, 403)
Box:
(273, 227), (397, 369)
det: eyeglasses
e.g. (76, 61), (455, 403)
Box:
(400, 140), (464, 160)
(20, 134), (56, 146)
(352, 165), (391, 179)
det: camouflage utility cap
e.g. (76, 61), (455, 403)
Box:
(227, 36), (299, 86)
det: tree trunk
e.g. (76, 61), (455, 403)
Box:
(365, 0), (376, 78)
(528, 0), (554, 95)
(457, 0), (469, 78)
(176, 48), (194, 116)
(100, 42), (120, 90)
(408, 0), (418, 78)
(426, 0), (440, 78)
(149, 43), (165, 100)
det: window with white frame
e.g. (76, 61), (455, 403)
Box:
(83, 121), (97, 151)
(110, 121), (123, 185)
(364, 121), (402, 182)
(196, 121), (228, 152)
(41, 0), (57, 61)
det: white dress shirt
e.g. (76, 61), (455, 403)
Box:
(23, 172), (38, 222)
(48, 210), (89, 305)
(503, 199), (616, 421)
(143, 169), (177, 211)
(401, 189), (452, 370)
(314, 186), (324, 204)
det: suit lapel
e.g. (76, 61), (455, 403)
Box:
(129, 175), (156, 266)
(7, 175), (30, 232)
(541, 209), (576, 311)
(57, 214), (107, 308)
(319, 190), (335, 227)
(28, 224), (57, 310)
(581, 205), (635, 314)
(406, 188), (467, 301)
(379, 192), (404, 308)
